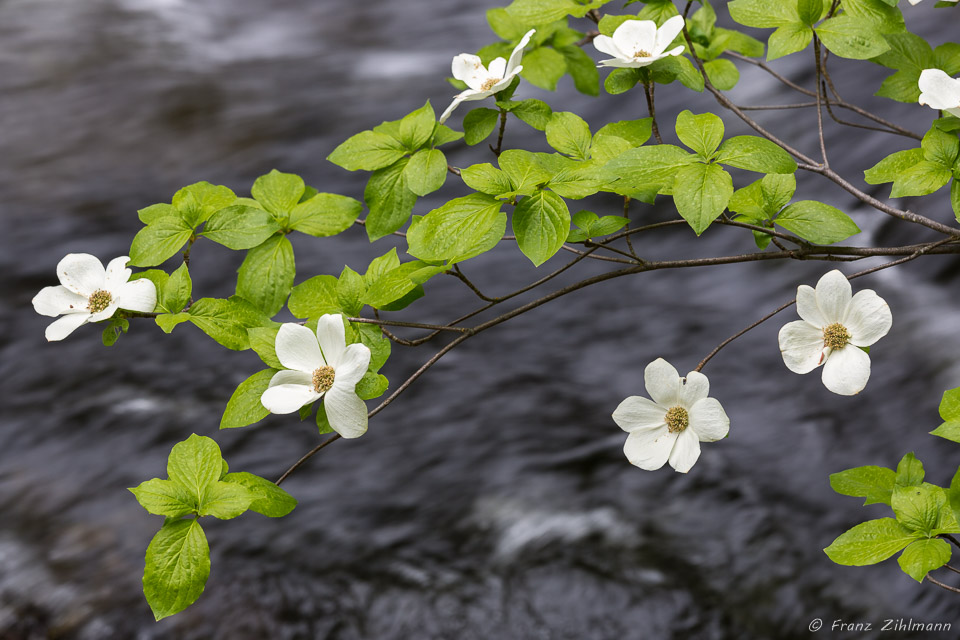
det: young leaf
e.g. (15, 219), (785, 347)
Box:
(201, 205), (281, 249)
(337, 266), (366, 317)
(829, 465), (897, 506)
(715, 136), (798, 174)
(604, 68), (642, 94)
(251, 170), (305, 220)
(864, 148), (925, 185)
(287, 275), (341, 319)
(222, 472), (297, 518)
(288, 193), (362, 237)
(166, 434), (223, 496)
(161, 263), (192, 314)
(130, 217), (194, 267)
(672, 163), (734, 235)
(236, 235), (296, 317)
(824, 517), (917, 566)
(403, 149), (448, 196)
(187, 297), (271, 351)
(512, 189), (571, 266)
(545, 112), (592, 160)
(606, 145), (699, 194)
(197, 481), (255, 520)
(364, 158), (418, 241)
(500, 99), (554, 131)
(355, 371), (390, 400)
(129, 479), (196, 518)
(520, 46), (567, 91)
(774, 201), (860, 244)
(815, 16), (889, 60)
(172, 182), (237, 227)
(463, 108), (500, 146)
(499, 150), (552, 195)
(407, 194), (505, 263)
(398, 101), (436, 150)
(143, 519), (210, 621)
(892, 484), (960, 536)
(703, 58), (740, 90)
(220, 369), (275, 429)
(327, 131), (407, 171)
(675, 110), (725, 159)
(896, 452), (925, 487)
(767, 24), (814, 61)
(461, 163), (514, 196)
(898, 538), (951, 582)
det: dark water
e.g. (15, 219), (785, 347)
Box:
(3, 1), (960, 638)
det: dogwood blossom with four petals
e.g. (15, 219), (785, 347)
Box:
(260, 314), (372, 438)
(778, 270), (892, 396)
(32, 253), (157, 342)
(439, 29), (536, 124)
(612, 358), (730, 473)
(593, 15), (686, 69)
(918, 69), (960, 118)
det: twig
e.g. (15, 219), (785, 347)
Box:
(643, 81), (663, 144)
(926, 573), (960, 595)
(490, 108), (508, 156)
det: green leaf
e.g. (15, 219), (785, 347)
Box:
(715, 135), (798, 173)
(461, 163), (514, 196)
(594, 118), (652, 148)
(129, 479), (196, 518)
(898, 538), (952, 582)
(520, 46), (568, 91)
(236, 235), (296, 317)
(172, 182), (237, 227)
(606, 145), (699, 195)
(889, 161), (952, 198)
(156, 312), (190, 334)
(197, 481), (254, 520)
(815, 16), (889, 60)
(546, 164), (610, 199)
(160, 263), (192, 314)
(355, 371), (390, 400)
(824, 517), (917, 566)
(896, 452), (925, 487)
(767, 23), (813, 61)
(500, 99), (554, 131)
(559, 44), (599, 96)
(651, 56), (704, 92)
(604, 68), (642, 95)
(201, 205), (281, 249)
(953, 180), (960, 222)
(407, 194), (505, 263)
(364, 158), (418, 241)
(948, 466), (960, 527)
(167, 434), (223, 499)
(429, 123), (464, 147)
(327, 131), (407, 171)
(864, 148), (925, 185)
(187, 297), (271, 351)
(798, 0), (824, 25)
(505, 0), (575, 24)
(940, 387), (960, 421)
(138, 203), (178, 225)
(220, 369), (274, 429)
(761, 173), (797, 211)
(545, 112), (592, 160)
(336, 266), (366, 317)
(830, 465), (897, 506)
(841, 0), (905, 34)
(931, 421), (960, 444)
(512, 189), (571, 266)
(672, 163), (734, 235)
(288, 275), (340, 319)
(675, 110), (725, 159)
(251, 170), (305, 219)
(248, 326), (282, 369)
(403, 149), (448, 196)
(143, 519), (210, 621)
(703, 58), (740, 90)
(288, 193), (361, 237)
(921, 125), (960, 168)
(398, 101), (436, 150)
(130, 217), (193, 267)
(101, 318), (129, 346)
(487, 7), (529, 40)
(499, 149), (552, 195)
(354, 321), (391, 372)
(222, 472), (297, 518)
(728, 0), (797, 28)
(892, 484), (960, 535)
(774, 201), (860, 244)
(463, 108), (500, 146)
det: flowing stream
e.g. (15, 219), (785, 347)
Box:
(3, 1), (960, 638)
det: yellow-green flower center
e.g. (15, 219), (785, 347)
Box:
(312, 366), (335, 393)
(634, 49), (652, 58)
(664, 406), (689, 433)
(481, 78), (499, 92)
(87, 289), (113, 313)
(823, 322), (851, 350)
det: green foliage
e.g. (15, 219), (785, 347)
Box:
(865, 125), (960, 200)
(220, 369), (275, 429)
(464, 108), (501, 146)
(545, 112), (592, 160)
(497, 99), (554, 131)
(931, 387), (960, 443)
(513, 189), (571, 265)
(364, 157), (419, 241)
(567, 210), (630, 243)
(775, 201), (860, 244)
(830, 465), (897, 506)
(408, 194), (506, 264)
(328, 131), (407, 171)
(184, 297), (272, 350)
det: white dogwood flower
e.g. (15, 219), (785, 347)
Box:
(439, 29), (536, 124)
(918, 69), (960, 118)
(778, 270), (892, 396)
(612, 358), (730, 473)
(32, 253), (157, 341)
(908, 0), (957, 5)
(593, 15), (686, 69)
(261, 315), (371, 438)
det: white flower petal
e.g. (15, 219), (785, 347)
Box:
(679, 370), (709, 407)
(268, 369), (313, 388)
(334, 343), (371, 388)
(822, 345), (871, 396)
(44, 313), (91, 341)
(275, 323), (325, 373)
(592, 35), (623, 59)
(488, 74), (516, 94)
(667, 428), (701, 473)
(612, 396), (667, 432)
(316, 314), (346, 368)
(597, 57), (648, 69)
(844, 289), (892, 347)
(261, 384), (321, 414)
(613, 20), (658, 59)
(644, 358), (682, 407)
(57, 253), (105, 296)
(438, 89), (487, 124)
(623, 425), (675, 471)
(660, 45), (685, 58)
(487, 57), (507, 80)
(88, 302), (119, 323)
(323, 384), (368, 438)
(918, 69), (960, 112)
(116, 278), (157, 313)
(814, 270), (851, 324)
(32, 285), (88, 317)
(653, 15), (686, 55)
(103, 256), (132, 293)
(688, 397), (730, 442)
(778, 320), (825, 374)
(506, 29), (535, 76)
(451, 53), (487, 91)
(796, 284), (826, 328)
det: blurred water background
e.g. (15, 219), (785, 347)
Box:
(2, 0), (960, 638)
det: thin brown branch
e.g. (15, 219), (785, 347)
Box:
(926, 573), (960, 595)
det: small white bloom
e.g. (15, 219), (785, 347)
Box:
(32, 253), (157, 342)
(261, 314), (372, 438)
(439, 29), (536, 125)
(612, 358), (729, 473)
(592, 15), (686, 69)
(918, 69), (960, 118)
(778, 270), (892, 396)
(908, 0), (958, 5)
